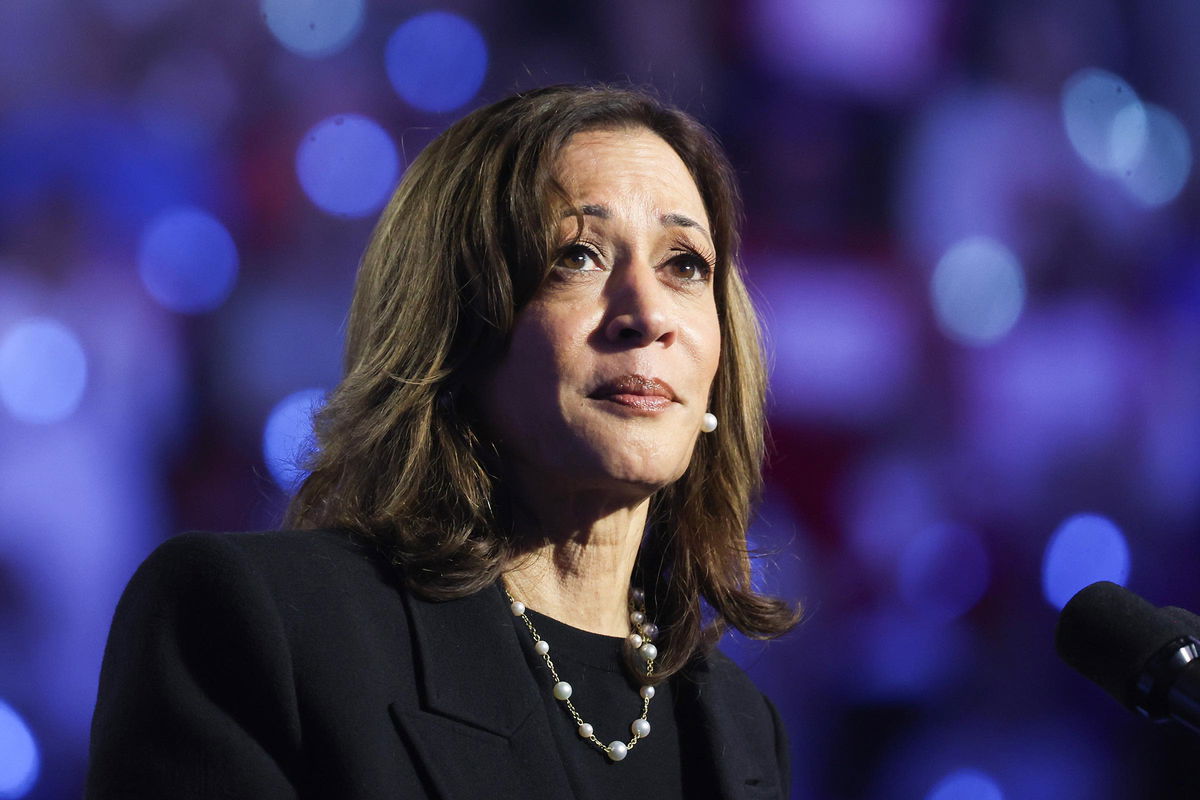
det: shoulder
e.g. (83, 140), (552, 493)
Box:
(689, 647), (788, 751)
(139, 527), (389, 575)
(687, 647), (791, 796)
(132, 528), (399, 600)
(120, 528), (411, 647)
(692, 647), (771, 707)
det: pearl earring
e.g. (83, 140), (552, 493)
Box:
(701, 412), (718, 433)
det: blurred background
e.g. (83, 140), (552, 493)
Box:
(1, 0), (1198, 797)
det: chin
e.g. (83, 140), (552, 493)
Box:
(586, 447), (692, 497)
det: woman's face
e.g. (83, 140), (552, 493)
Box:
(479, 127), (722, 500)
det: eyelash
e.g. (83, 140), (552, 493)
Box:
(551, 241), (716, 283)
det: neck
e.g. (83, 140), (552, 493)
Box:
(502, 489), (650, 637)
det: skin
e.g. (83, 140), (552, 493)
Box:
(482, 127), (722, 636)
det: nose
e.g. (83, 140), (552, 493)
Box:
(602, 261), (677, 347)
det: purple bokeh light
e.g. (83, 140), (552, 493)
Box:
(749, 0), (945, 101)
(752, 260), (918, 426)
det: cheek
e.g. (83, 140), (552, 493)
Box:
(689, 301), (722, 391)
(488, 306), (587, 429)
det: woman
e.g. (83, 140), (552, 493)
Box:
(87, 84), (798, 799)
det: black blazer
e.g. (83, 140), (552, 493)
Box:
(86, 529), (789, 799)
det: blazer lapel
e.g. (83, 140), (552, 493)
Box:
(684, 656), (785, 800)
(390, 584), (575, 800)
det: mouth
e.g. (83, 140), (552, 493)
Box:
(588, 374), (677, 413)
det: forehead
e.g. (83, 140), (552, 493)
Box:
(554, 128), (709, 226)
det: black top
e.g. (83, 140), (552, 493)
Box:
(513, 601), (686, 799)
(86, 529), (789, 799)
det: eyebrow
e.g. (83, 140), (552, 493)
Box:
(562, 203), (712, 240)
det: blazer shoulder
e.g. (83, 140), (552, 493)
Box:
(123, 528), (412, 650)
(140, 528), (399, 589)
(701, 646), (772, 702)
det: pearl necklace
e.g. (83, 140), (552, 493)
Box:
(505, 587), (660, 762)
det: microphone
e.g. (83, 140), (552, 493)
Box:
(1056, 581), (1200, 736)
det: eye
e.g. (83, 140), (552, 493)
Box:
(668, 252), (714, 282)
(554, 243), (604, 272)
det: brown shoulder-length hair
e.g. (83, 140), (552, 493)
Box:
(284, 84), (798, 679)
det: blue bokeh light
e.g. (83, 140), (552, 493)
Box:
(295, 114), (398, 217)
(926, 768), (1004, 800)
(1119, 104), (1192, 207)
(262, 388), (325, 492)
(898, 523), (990, 622)
(1042, 513), (1131, 609)
(138, 207), (239, 313)
(0, 699), (39, 799)
(931, 237), (1025, 345)
(385, 11), (488, 113)
(0, 317), (88, 425)
(1061, 68), (1145, 175)
(260, 0), (365, 58)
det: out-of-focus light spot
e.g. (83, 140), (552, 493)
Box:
(926, 768), (1004, 800)
(138, 207), (238, 313)
(385, 11), (487, 113)
(754, 262), (916, 425)
(296, 114), (398, 217)
(898, 523), (989, 622)
(1061, 68), (1146, 175)
(957, 300), (1132, 507)
(0, 318), (87, 424)
(0, 699), (39, 798)
(1119, 104), (1192, 207)
(931, 237), (1025, 345)
(260, 0), (364, 58)
(263, 388), (325, 492)
(1042, 513), (1130, 609)
(1108, 103), (1149, 173)
(750, 0), (942, 101)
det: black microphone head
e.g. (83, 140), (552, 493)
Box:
(1055, 581), (1196, 711)
(1161, 605), (1200, 636)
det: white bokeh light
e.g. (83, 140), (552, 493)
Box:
(260, 0), (365, 58)
(931, 236), (1025, 345)
(1119, 104), (1192, 207)
(1062, 68), (1146, 175)
(0, 318), (88, 424)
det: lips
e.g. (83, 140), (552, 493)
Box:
(588, 375), (677, 412)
